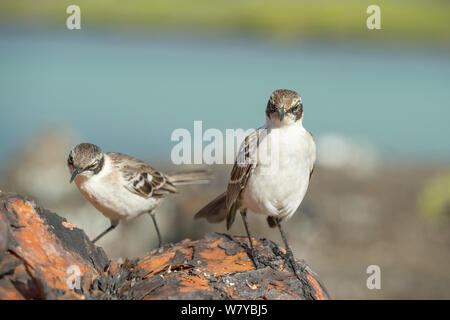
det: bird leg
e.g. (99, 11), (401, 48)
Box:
(92, 219), (119, 244)
(240, 210), (260, 269)
(150, 213), (163, 248)
(275, 218), (303, 280)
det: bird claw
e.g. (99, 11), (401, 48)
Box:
(241, 242), (262, 269)
(282, 250), (303, 280)
(249, 248), (262, 269)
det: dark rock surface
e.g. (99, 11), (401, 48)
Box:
(0, 191), (329, 300)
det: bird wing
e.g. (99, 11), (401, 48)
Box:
(107, 152), (177, 199)
(225, 127), (267, 229)
(306, 129), (316, 180)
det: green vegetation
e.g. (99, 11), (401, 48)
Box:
(1, 0), (449, 44)
(418, 173), (450, 224)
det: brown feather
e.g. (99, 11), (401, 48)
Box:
(108, 152), (176, 198)
(267, 216), (277, 228)
(225, 127), (267, 228)
(168, 170), (212, 186)
(194, 192), (227, 223)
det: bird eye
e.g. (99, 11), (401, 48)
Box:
(292, 103), (301, 112)
(88, 162), (98, 170)
(67, 155), (73, 166)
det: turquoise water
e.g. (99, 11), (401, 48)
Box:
(1, 28), (449, 163)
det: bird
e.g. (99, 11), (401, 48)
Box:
(67, 143), (211, 247)
(195, 89), (316, 275)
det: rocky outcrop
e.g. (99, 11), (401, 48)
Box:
(0, 191), (329, 300)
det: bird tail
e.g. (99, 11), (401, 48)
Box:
(168, 170), (212, 186)
(194, 192), (227, 223)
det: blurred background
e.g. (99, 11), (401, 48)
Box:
(1, 1), (449, 299)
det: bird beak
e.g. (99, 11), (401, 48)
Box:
(70, 167), (80, 183)
(279, 107), (285, 121)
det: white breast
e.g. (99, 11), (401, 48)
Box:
(75, 155), (161, 221)
(241, 123), (315, 220)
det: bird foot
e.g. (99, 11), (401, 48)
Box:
(281, 250), (303, 280)
(241, 243), (262, 269)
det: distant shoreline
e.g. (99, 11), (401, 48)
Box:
(0, 1), (449, 45)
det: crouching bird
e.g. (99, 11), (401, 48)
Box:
(67, 143), (211, 247)
(195, 89), (316, 277)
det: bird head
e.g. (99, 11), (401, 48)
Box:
(67, 143), (104, 183)
(265, 89), (303, 126)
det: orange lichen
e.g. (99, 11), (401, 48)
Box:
(1, 193), (329, 300)
(179, 274), (211, 292)
(197, 239), (254, 275)
(13, 201), (90, 286)
(0, 286), (24, 300)
(62, 220), (76, 230)
(306, 273), (327, 300)
(3, 199), (102, 296)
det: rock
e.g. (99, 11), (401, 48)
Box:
(0, 212), (9, 262)
(0, 191), (108, 299)
(0, 191), (329, 300)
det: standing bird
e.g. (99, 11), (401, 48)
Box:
(67, 143), (211, 247)
(195, 89), (316, 275)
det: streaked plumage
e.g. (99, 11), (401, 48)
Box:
(195, 89), (316, 276)
(68, 143), (211, 246)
